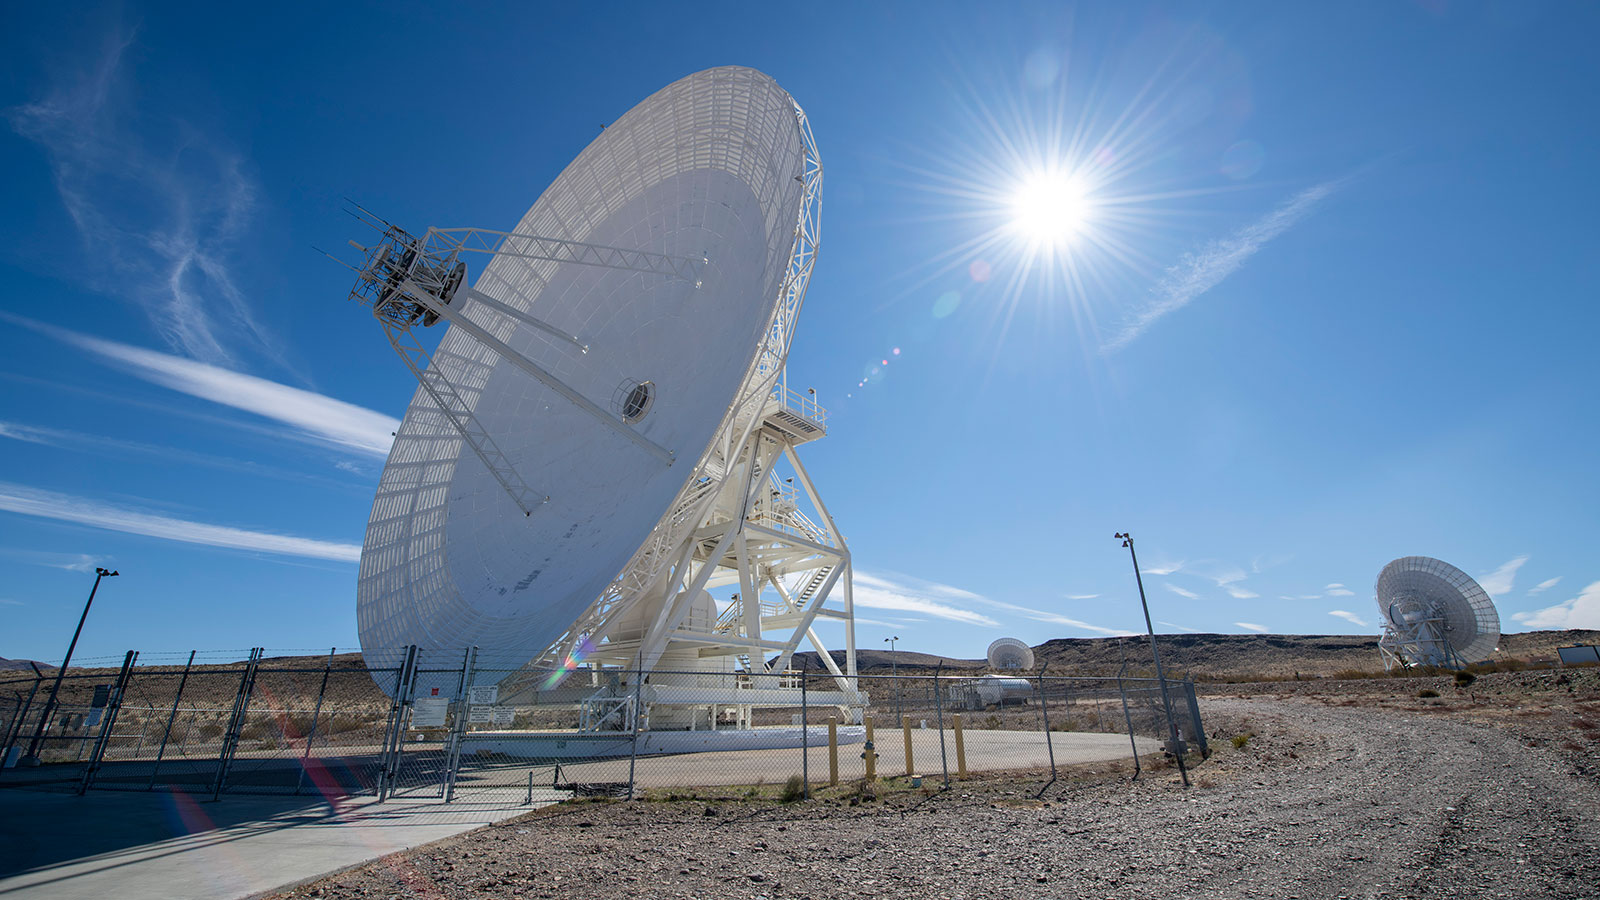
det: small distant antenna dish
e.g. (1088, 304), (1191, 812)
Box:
(987, 637), (1035, 670)
(1375, 556), (1500, 671)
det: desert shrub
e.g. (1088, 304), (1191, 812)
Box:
(780, 774), (805, 803)
(1417, 689), (1440, 698)
(240, 719), (279, 741)
(1454, 671), (1477, 687)
(1230, 733), (1252, 749)
(984, 714), (1002, 730)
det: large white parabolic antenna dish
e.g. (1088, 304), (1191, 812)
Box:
(987, 638), (1036, 670)
(1374, 556), (1501, 670)
(357, 67), (809, 660)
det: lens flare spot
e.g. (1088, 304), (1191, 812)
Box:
(542, 635), (597, 690)
(932, 291), (962, 318)
(892, 347), (901, 356)
(968, 259), (991, 282)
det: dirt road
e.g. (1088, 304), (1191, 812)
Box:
(274, 697), (1600, 899)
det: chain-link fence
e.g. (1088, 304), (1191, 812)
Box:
(1, 648), (1206, 802)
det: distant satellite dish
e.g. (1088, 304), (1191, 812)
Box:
(342, 67), (861, 731)
(1375, 556), (1500, 671)
(987, 637), (1035, 670)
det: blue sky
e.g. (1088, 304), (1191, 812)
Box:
(2, 2), (1597, 663)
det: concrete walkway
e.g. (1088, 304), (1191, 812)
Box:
(0, 730), (1154, 899)
(0, 787), (553, 900)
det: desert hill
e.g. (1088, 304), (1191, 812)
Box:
(787, 629), (1600, 680)
(4, 630), (1595, 685)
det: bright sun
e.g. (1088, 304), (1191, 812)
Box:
(1008, 172), (1093, 248)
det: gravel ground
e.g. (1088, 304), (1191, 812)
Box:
(271, 688), (1600, 900)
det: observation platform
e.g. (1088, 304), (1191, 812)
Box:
(761, 384), (826, 444)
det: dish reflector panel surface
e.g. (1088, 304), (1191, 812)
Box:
(358, 67), (807, 657)
(987, 637), (1036, 670)
(1375, 556), (1501, 663)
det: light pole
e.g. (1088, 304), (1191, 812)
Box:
(21, 567), (119, 766)
(1113, 533), (1189, 787)
(883, 636), (900, 725)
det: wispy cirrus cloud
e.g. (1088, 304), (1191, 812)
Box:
(831, 616), (904, 629)
(972, 597), (1132, 636)
(0, 482), (360, 562)
(1325, 583), (1356, 596)
(1103, 179), (1344, 353)
(1152, 558), (1260, 599)
(0, 418), (374, 487)
(1165, 583), (1200, 600)
(1328, 609), (1369, 628)
(0, 549), (103, 573)
(1186, 561), (1263, 599)
(1527, 576), (1561, 597)
(1234, 622), (1270, 633)
(5, 26), (279, 368)
(1157, 620), (1201, 634)
(851, 571), (1001, 628)
(851, 571), (1128, 635)
(1065, 593), (1100, 601)
(1478, 555), (1529, 597)
(1513, 580), (1600, 630)
(13, 318), (396, 457)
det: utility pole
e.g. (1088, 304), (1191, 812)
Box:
(1113, 534), (1188, 787)
(22, 568), (119, 766)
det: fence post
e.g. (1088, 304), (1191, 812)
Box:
(863, 715), (876, 783)
(212, 648), (263, 800)
(1, 696), (18, 758)
(1116, 664), (1141, 780)
(933, 663), (950, 789)
(902, 717), (914, 778)
(78, 651), (137, 794)
(1036, 665), (1056, 792)
(294, 648), (336, 796)
(443, 646), (477, 803)
(1184, 677), (1208, 758)
(800, 663), (809, 799)
(2, 664), (45, 762)
(827, 716), (838, 786)
(149, 650), (196, 790)
(952, 714), (966, 780)
(626, 668), (644, 800)
(377, 646), (419, 802)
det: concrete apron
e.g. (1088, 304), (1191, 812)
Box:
(0, 787), (555, 900)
